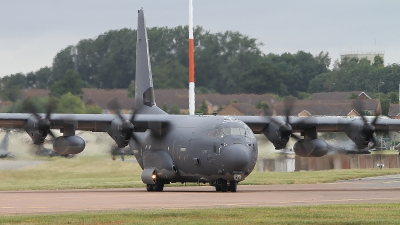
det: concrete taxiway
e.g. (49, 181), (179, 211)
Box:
(1, 175), (399, 214)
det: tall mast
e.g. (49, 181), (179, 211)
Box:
(188, 0), (195, 115)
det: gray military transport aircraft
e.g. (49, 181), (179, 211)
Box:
(0, 8), (400, 192)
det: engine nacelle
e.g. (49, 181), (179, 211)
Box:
(107, 120), (131, 148)
(293, 139), (329, 157)
(24, 116), (47, 145)
(53, 136), (85, 155)
(345, 122), (371, 149)
(263, 122), (288, 149)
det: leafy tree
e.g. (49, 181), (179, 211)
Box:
(162, 103), (169, 113)
(2, 97), (47, 113)
(127, 82), (135, 98)
(387, 92), (399, 104)
(35, 67), (53, 88)
(347, 93), (359, 99)
(195, 99), (209, 114)
(256, 101), (270, 115)
(373, 55), (384, 68)
(0, 73), (26, 102)
(55, 92), (85, 114)
(50, 69), (90, 97)
(85, 104), (102, 114)
(241, 61), (282, 94)
(152, 58), (187, 89)
(169, 104), (181, 114)
(297, 92), (311, 100)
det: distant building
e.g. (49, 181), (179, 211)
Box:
(340, 51), (384, 64)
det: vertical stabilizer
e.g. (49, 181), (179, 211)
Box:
(135, 8), (166, 115)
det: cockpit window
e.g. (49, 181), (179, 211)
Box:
(209, 126), (254, 138)
(207, 125), (221, 138)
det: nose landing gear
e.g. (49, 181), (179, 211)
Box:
(214, 179), (237, 192)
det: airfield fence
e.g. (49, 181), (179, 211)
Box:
(258, 154), (400, 172)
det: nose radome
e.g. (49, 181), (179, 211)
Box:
(221, 144), (251, 172)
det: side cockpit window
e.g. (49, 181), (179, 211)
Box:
(207, 125), (221, 138)
(245, 127), (255, 138)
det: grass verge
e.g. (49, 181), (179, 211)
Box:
(1, 156), (400, 190)
(1, 204), (400, 224)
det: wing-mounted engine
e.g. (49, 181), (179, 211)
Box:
(263, 100), (301, 149)
(24, 115), (51, 145)
(345, 100), (380, 149)
(263, 121), (293, 149)
(23, 99), (85, 155)
(106, 97), (142, 148)
(344, 118), (377, 149)
(107, 118), (134, 148)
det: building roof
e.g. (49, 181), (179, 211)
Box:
(273, 99), (380, 116)
(310, 91), (371, 101)
(20, 89), (49, 99)
(196, 93), (275, 108)
(388, 104), (400, 117)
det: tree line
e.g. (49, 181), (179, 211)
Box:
(1, 26), (400, 108)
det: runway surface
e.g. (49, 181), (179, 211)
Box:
(1, 175), (400, 214)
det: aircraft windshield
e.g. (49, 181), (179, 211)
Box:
(207, 125), (254, 138)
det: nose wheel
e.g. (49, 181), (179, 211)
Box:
(214, 179), (237, 192)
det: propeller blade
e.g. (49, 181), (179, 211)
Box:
(353, 99), (368, 124)
(107, 97), (126, 122)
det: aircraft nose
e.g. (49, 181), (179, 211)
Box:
(221, 144), (251, 172)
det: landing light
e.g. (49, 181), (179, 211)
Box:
(151, 174), (157, 180)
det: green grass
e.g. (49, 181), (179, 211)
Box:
(243, 168), (400, 185)
(1, 204), (400, 224)
(1, 155), (400, 191)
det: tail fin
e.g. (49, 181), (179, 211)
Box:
(134, 8), (166, 115)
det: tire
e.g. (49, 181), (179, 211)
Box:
(215, 185), (221, 192)
(220, 179), (228, 192)
(154, 179), (164, 192)
(146, 184), (154, 192)
(228, 181), (237, 192)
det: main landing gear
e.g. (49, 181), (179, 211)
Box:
(214, 179), (237, 192)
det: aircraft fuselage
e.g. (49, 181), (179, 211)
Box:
(130, 115), (258, 184)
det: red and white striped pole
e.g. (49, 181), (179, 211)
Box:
(188, 0), (195, 115)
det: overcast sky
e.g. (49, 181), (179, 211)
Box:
(1, 0), (399, 77)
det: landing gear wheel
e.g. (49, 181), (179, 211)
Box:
(121, 155), (125, 161)
(146, 184), (154, 192)
(154, 179), (164, 192)
(220, 179), (228, 192)
(228, 181), (237, 192)
(215, 185), (221, 192)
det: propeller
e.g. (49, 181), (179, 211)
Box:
(22, 98), (57, 140)
(352, 99), (380, 147)
(106, 97), (140, 146)
(269, 98), (302, 142)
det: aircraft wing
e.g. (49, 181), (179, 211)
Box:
(235, 116), (400, 134)
(0, 113), (170, 132)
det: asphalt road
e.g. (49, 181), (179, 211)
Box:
(1, 175), (400, 215)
